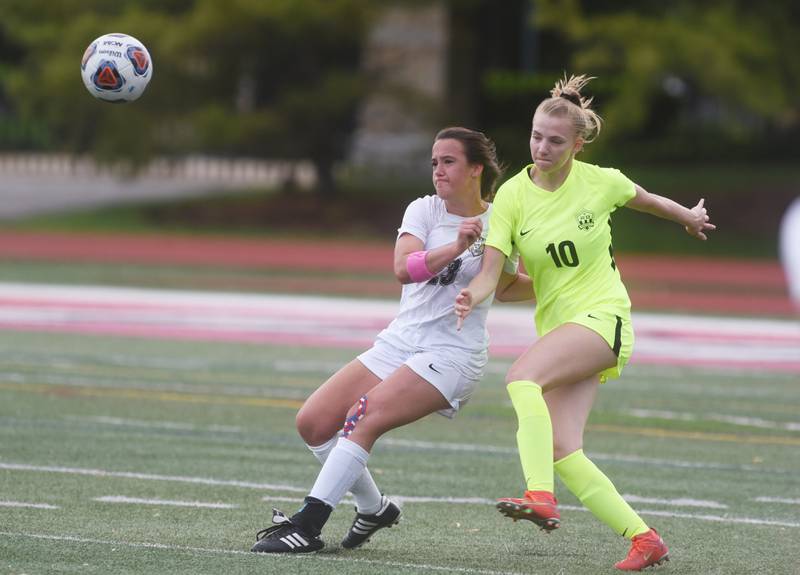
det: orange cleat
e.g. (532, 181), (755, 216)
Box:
(615, 528), (670, 571)
(496, 490), (560, 531)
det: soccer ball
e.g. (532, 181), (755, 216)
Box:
(80, 33), (153, 103)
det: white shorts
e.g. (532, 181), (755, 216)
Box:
(357, 340), (482, 418)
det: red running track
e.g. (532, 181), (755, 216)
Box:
(0, 231), (794, 317)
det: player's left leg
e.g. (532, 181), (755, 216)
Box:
(547, 373), (669, 570)
(311, 365), (451, 503)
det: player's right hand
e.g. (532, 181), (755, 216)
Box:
(454, 289), (474, 331)
(456, 218), (483, 252)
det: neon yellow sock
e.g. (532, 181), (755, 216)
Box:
(555, 449), (649, 538)
(507, 380), (553, 492)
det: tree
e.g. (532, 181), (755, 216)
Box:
(532, 0), (800, 160)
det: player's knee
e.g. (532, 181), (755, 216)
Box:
(296, 405), (336, 446)
(553, 438), (582, 462)
(505, 366), (549, 387)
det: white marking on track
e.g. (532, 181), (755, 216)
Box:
(0, 531), (525, 575)
(0, 282), (797, 372)
(0, 500), (59, 509)
(94, 496), (237, 509)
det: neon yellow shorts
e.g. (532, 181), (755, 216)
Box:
(566, 309), (634, 382)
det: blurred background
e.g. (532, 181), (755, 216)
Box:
(0, 0), (798, 315)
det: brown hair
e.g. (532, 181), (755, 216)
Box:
(535, 74), (603, 143)
(435, 127), (504, 200)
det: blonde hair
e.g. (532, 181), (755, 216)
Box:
(535, 74), (603, 143)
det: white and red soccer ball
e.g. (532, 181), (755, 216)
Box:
(81, 33), (152, 103)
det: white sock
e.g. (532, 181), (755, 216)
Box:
(309, 437), (376, 509)
(307, 435), (338, 463)
(306, 435), (383, 514)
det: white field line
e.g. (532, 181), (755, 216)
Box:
(625, 409), (800, 432)
(70, 415), (243, 434)
(94, 496), (237, 509)
(263, 493), (727, 511)
(753, 496), (800, 505)
(0, 462), (306, 493)
(0, 500), (59, 509)
(381, 439), (781, 474)
(620, 494), (727, 509)
(4, 461), (797, 528)
(0, 531), (524, 575)
(258, 495), (799, 529)
(4, 413), (787, 474)
(262, 493), (726, 511)
(629, 509), (800, 528)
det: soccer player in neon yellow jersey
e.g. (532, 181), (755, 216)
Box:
(455, 74), (715, 571)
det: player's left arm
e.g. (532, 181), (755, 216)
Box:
(495, 271), (533, 302)
(625, 184), (716, 240)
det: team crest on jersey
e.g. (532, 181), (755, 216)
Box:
(577, 209), (596, 231)
(468, 236), (486, 256)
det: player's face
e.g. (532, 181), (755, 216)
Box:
(530, 113), (583, 174)
(431, 138), (478, 199)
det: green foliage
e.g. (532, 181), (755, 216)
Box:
(479, 0), (800, 164)
(532, 0), (799, 155)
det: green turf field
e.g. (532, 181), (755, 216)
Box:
(1, 330), (799, 574)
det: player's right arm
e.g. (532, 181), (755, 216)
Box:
(393, 217), (483, 284)
(454, 245), (506, 329)
(495, 270), (533, 303)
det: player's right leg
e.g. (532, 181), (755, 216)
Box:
(498, 323), (618, 530)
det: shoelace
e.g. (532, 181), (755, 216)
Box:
(255, 524), (282, 541)
(630, 534), (657, 555)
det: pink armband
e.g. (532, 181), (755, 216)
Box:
(406, 251), (435, 282)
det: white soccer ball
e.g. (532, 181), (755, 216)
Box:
(80, 33), (153, 103)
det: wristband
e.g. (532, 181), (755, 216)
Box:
(406, 251), (435, 282)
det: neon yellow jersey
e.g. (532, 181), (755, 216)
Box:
(486, 161), (636, 335)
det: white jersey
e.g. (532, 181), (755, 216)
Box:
(375, 194), (517, 379)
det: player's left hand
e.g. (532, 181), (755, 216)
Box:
(685, 198), (716, 240)
(454, 289), (474, 331)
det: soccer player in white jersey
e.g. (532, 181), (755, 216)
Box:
(454, 75), (715, 571)
(251, 127), (532, 554)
